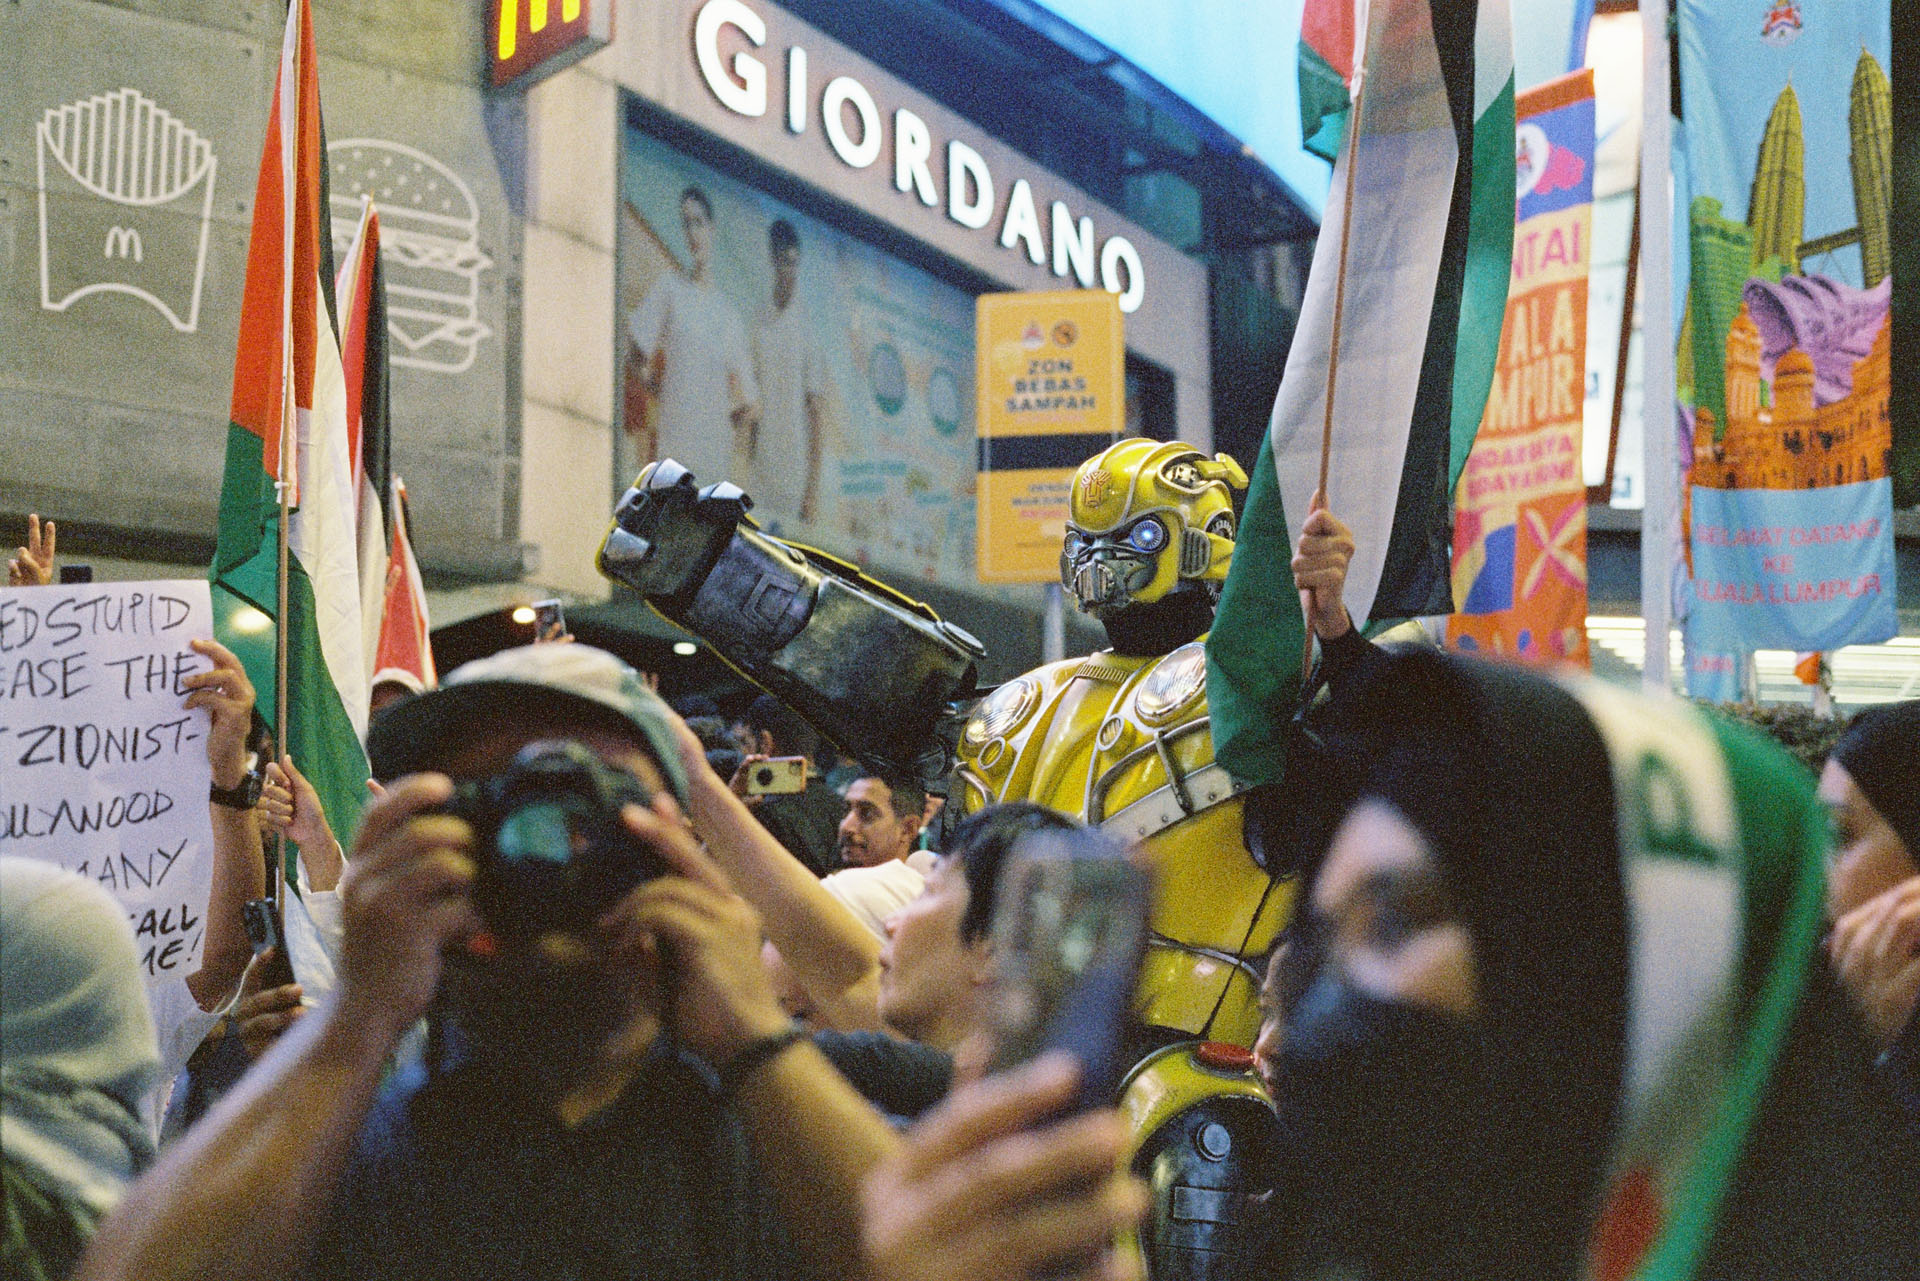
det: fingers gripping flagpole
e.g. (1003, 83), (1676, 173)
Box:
(1302, 0), (1370, 687)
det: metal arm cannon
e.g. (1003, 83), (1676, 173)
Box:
(597, 460), (985, 781)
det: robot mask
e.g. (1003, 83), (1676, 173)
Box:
(1060, 440), (1247, 618)
(1061, 520), (1169, 615)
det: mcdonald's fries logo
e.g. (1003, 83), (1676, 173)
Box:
(36, 87), (216, 332)
(488, 0), (611, 89)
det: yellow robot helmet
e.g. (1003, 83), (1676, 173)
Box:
(1061, 439), (1248, 615)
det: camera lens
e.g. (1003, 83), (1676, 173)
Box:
(754, 766), (774, 787)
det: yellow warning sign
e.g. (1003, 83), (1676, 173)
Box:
(975, 289), (1122, 583)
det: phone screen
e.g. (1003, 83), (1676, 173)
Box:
(986, 829), (1151, 1111)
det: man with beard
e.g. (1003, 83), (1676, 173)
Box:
(75, 645), (896, 1281)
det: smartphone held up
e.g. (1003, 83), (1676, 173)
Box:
(986, 827), (1151, 1113)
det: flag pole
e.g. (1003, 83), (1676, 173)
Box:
(271, 0), (302, 913)
(1639, 0), (1676, 695)
(1302, 3), (1369, 687)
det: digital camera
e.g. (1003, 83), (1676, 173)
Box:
(445, 740), (666, 944)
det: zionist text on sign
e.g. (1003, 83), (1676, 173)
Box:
(1449, 71), (1595, 666)
(0, 581), (216, 990)
(975, 290), (1122, 583)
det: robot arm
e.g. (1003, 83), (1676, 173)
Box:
(597, 460), (986, 781)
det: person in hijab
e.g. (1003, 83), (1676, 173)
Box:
(1253, 647), (1866, 1281)
(1821, 700), (1920, 1061)
(2, 859), (160, 1281)
(1699, 699), (1920, 1276)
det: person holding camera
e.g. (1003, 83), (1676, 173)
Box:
(74, 644), (897, 1281)
(735, 694), (842, 878)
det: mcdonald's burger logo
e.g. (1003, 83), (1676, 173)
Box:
(1051, 320), (1077, 347)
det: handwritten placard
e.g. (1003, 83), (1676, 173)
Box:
(0, 580), (217, 987)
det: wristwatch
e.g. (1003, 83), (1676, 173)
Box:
(210, 772), (263, 809)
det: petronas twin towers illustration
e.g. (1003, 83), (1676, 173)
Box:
(1747, 48), (1890, 285)
(1686, 47), (1892, 495)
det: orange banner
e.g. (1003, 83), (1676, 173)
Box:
(1448, 70), (1595, 666)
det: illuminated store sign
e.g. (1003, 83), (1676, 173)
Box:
(489, 0), (611, 89)
(690, 0), (1146, 312)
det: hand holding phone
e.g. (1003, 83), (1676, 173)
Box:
(532, 599), (568, 643)
(743, 755), (808, 795)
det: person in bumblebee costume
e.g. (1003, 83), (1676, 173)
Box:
(596, 446), (1370, 1281)
(953, 438), (1370, 1281)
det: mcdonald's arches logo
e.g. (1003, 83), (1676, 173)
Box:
(487, 0), (612, 90)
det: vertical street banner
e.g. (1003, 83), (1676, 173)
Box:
(0, 581), (217, 993)
(1677, 2), (1896, 660)
(974, 290), (1122, 583)
(1449, 69), (1596, 666)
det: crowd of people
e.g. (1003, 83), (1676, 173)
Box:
(4, 509), (1919, 1281)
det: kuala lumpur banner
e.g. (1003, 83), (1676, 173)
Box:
(1447, 70), (1595, 666)
(1677, 1), (1896, 662)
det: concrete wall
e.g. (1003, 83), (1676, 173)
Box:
(0, 0), (523, 578)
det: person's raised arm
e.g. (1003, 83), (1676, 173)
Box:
(181, 638), (264, 1009)
(666, 711), (881, 993)
(608, 798), (899, 1280)
(73, 776), (480, 1281)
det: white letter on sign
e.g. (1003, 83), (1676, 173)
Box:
(894, 108), (937, 206)
(999, 178), (1044, 266)
(947, 140), (994, 230)
(1051, 201), (1095, 286)
(695, 0), (767, 118)
(1100, 236), (1145, 314)
(823, 76), (882, 169)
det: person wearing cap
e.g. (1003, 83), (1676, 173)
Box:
(74, 644), (898, 1281)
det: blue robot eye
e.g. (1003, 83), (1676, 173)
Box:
(1063, 532), (1087, 558)
(1127, 519), (1167, 552)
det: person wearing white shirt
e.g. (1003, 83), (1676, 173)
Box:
(747, 219), (826, 524)
(624, 186), (758, 483)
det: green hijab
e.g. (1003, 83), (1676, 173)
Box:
(1304, 651), (1830, 1281)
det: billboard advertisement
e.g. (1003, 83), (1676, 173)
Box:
(617, 116), (993, 591)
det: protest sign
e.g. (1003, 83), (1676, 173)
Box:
(0, 580), (217, 990)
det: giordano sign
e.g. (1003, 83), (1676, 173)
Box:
(689, 0), (1147, 314)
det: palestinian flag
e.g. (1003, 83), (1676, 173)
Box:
(335, 198), (395, 681)
(1207, 0), (1514, 786)
(373, 476), (438, 693)
(1566, 678), (1827, 1281)
(211, 0), (370, 846)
